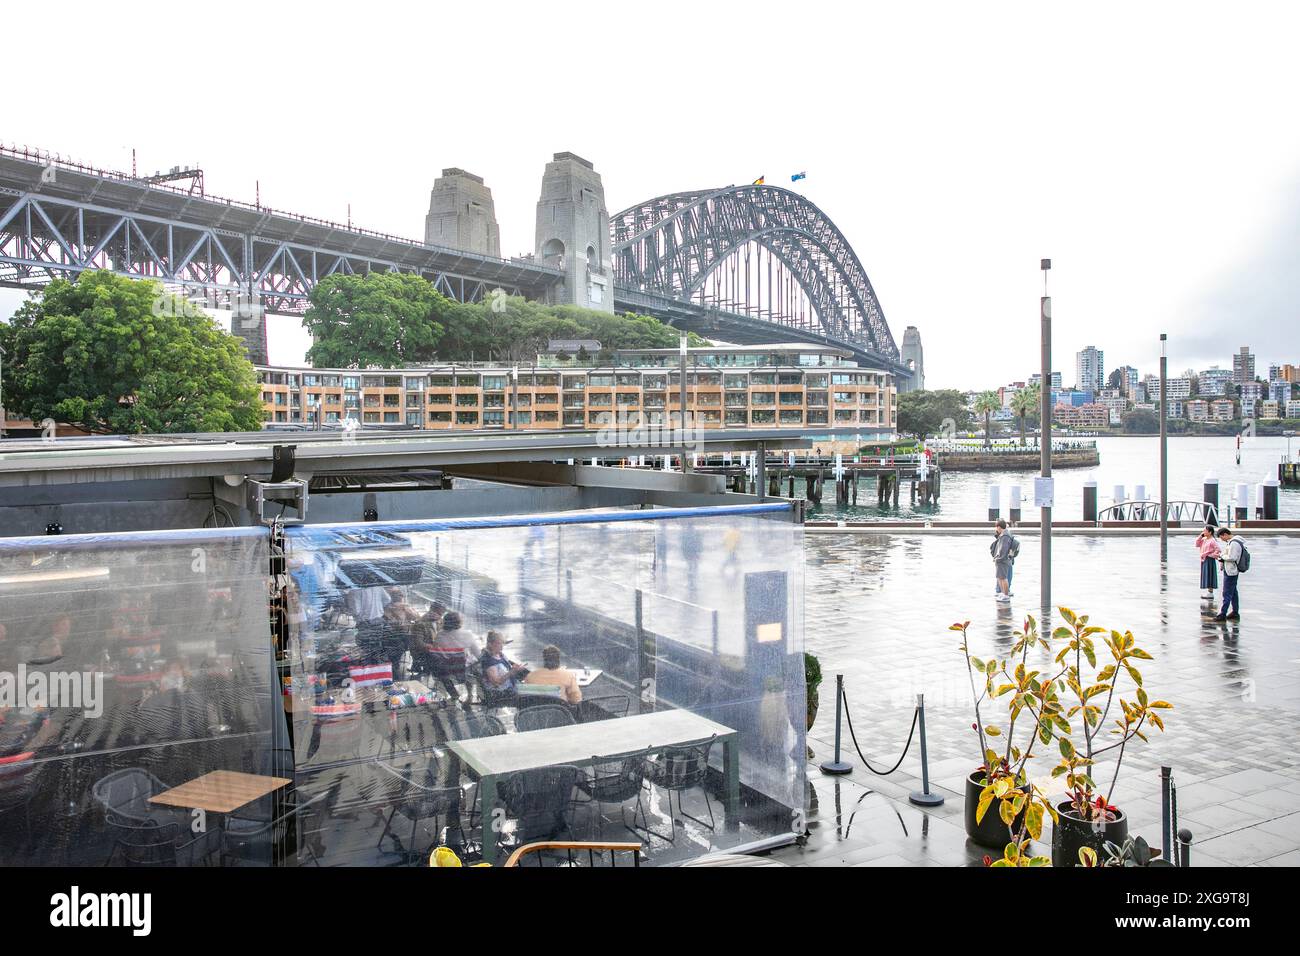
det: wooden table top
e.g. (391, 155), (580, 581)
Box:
(149, 770), (291, 814)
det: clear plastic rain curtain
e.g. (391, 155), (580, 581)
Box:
(282, 503), (806, 866)
(0, 527), (279, 866)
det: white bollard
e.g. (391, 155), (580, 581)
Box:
(1134, 483), (1147, 502)
(1113, 484), (1126, 506)
(988, 484), (1001, 521)
(1008, 484), (1022, 522)
(1234, 482), (1249, 521)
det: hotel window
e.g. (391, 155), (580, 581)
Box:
(834, 391), (854, 403)
(834, 409), (857, 423)
(406, 394), (422, 407)
(483, 410), (505, 426)
(534, 392), (558, 405)
(779, 409), (803, 424)
(588, 374), (614, 387)
(343, 377), (360, 390)
(805, 374), (828, 388)
(406, 412), (422, 427)
(700, 410), (720, 424)
(778, 373), (802, 385)
(725, 409), (747, 425)
(563, 411), (585, 426)
(616, 374), (640, 386)
(429, 411), (451, 423)
(363, 376), (384, 388)
(751, 409), (775, 424)
(588, 393), (612, 407)
(482, 376), (507, 390)
(751, 373), (777, 386)
(724, 374), (747, 390)
(430, 376), (454, 387)
(483, 394), (506, 408)
(536, 411), (559, 423)
(383, 412), (399, 423)
(456, 395), (478, 406)
(383, 395), (400, 407)
(456, 375), (479, 388)
(751, 392), (775, 406)
(514, 412), (532, 425)
(806, 391), (828, 407)
(643, 376), (667, 390)
(725, 393), (748, 407)
(616, 392), (639, 405)
(456, 411), (479, 425)
(363, 412), (380, 423)
(807, 409), (828, 425)
(429, 394), (452, 404)
(779, 391), (803, 406)
(405, 377), (426, 390)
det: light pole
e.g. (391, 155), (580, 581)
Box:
(510, 365), (519, 430)
(678, 332), (691, 473)
(1159, 333), (1168, 558)
(1040, 259), (1052, 616)
(0, 342), (6, 438)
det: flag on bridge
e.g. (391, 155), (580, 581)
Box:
(791, 171), (807, 182)
(751, 175), (765, 185)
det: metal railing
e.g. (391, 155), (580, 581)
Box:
(1097, 500), (1219, 523)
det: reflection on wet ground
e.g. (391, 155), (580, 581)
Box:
(771, 533), (1300, 867)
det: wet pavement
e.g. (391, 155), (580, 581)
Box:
(772, 532), (1300, 867)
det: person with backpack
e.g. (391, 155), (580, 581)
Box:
(991, 520), (1015, 603)
(1211, 527), (1248, 621)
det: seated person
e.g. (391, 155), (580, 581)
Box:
(479, 632), (527, 701)
(522, 644), (583, 705)
(432, 612), (483, 661)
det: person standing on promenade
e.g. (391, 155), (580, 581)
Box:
(1211, 527), (1244, 621)
(1195, 524), (1220, 600)
(991, 520), (1013, 602)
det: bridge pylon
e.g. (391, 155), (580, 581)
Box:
(535, 152), (614, 313)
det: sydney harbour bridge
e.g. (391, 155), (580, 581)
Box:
(0, 144), (911, 383)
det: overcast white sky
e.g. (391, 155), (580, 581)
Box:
(3, 0), (1299, 389)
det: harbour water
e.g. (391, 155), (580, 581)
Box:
(807, 435), (1299, 521)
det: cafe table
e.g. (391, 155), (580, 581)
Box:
(448, 709), (739, 865)
(149, 769), (291, 815)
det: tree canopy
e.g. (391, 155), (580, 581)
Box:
(302, 272), (703, 367)
(896, 389), (973, 438)
(1, 271), (263, 434)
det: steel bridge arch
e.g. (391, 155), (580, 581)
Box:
(611, 184), (898, 361)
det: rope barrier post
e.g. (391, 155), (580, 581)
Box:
(819, 674), (853, 775)
(1160, 766), (1172, 862)
(908, 693), (945, 806)
(1177, 828), (1192, 868)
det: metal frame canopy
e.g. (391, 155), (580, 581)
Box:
(611, 185), (899, 363)
(0, 426), (863, 488)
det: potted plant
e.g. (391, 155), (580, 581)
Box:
(1049, 607), (1172, 866)
(954, 616), (1066, 862)
(1078, 834), (1174, 868)
(805, 651), (823, 736)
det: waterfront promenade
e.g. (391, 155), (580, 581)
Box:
(775, 532), (1300, 866)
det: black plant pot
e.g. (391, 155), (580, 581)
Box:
(1051, 800), (1128, 867)
(964, 770), (1029, 849)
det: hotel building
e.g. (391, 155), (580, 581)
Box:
(255, 344), (897, 436)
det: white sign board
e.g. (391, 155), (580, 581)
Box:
(1034, 477), (1055, 508)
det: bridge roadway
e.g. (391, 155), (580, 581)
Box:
(0, 147), (908, 376)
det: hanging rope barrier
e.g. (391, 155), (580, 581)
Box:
(838, 682), (920, 776)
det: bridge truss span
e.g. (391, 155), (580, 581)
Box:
(611, 184), (899, 363)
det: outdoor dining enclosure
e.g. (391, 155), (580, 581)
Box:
(0, 502), (805, 866)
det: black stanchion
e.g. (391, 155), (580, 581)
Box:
(908, 693), (944, 806)
(819, 673), (853, 775)
(1178, 828), (1193, 868)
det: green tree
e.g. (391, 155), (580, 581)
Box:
(1, 272), (263, 433)
(895, 389), (972, 438)
(1121, 408), (1159, 434)
(973, 390), (1002, 447)
(302, 272), (446, 367)
(1009, 382), (1041, 445)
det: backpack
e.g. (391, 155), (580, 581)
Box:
(1008, 535), (1021, 560)
(1235, 540), (1250, 573)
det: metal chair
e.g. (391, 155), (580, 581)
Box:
(496, 764), (581, 855)
(578, 694), (630, 722)
(514, 704), (576, 732)
(225, 788), (333, 867)
(645, 735), (718, 843)
(375, 754), (464, 864)
(91, 767), (172, 824)
(104, 815), (223, 866)
(576, 749), (660, 843)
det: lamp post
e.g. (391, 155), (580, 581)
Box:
(510, 365), (519, 430)
(1159, 333), (1168, 558)
(0, 342), (6, 438)
(678, 332), (691, 473)
(1039, 259), (1052, 616)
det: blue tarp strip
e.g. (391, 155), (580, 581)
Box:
(284, 502), (793, 545)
